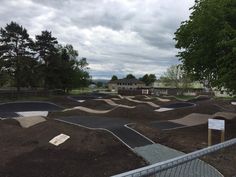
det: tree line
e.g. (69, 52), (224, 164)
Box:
(175, 0), (236, 94)
(0, 22), (91, 92)
(110, 73), (156, 86)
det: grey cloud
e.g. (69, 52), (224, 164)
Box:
(0, 0), (194, 79)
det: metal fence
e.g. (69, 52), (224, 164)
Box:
(112, 138), (236, 177)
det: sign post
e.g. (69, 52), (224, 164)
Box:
(208, 119), (225, 146)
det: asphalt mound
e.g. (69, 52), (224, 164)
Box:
(77, 100), (115, 110)
(151, 121), (184, 130)
(70, 93), (117, 101)
(187, 95), (211, 102)
(0, 102), (62, 113)
(162, 102), (195, 109)
(104, 104), (156, 121)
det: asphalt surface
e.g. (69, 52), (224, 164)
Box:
(150, 121), (185, 130)
(0, 112), (20, 118)
(162, 102), (195, 109)
(56, 116), (153, 149)
(70, 93), (116, 101)
(0, 102), (62, 113)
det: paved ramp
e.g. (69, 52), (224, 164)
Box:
(151, 121), (185, 130)
(56, 116), (154, 149)
(133, 144), (222, 177)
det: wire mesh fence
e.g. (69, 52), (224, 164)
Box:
(112, 138), (236, 177)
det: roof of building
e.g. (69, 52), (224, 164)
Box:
(108, 78), (144, 84)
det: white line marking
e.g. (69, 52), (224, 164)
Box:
(55, 119), (133, 150)
(125, 123), (155, 144)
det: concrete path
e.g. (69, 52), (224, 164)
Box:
(14, 116), (46, 128)
(56, 116), (154, 149)
(134, 144), (222, 177)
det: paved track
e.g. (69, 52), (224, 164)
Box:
(56, 116), (154, 149)
(0, 112), (20, 118)
(162, 102), (195, 109)
(0, 102), (62, 112)
(0, 101), (62, 119)
(151, 121), (185, 130)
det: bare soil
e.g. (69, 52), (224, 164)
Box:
(1, 95), (236, 177)
(50, 99), (222, 123)
(0, 119), (146, 177)
(133, 119), (236, 177)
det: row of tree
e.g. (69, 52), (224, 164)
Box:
(175, 0), (236, 94)
(0, 22), (91, 92)
(110, 73), (157, 86)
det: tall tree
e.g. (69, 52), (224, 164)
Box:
(175, 0), (236, 93)
(72, 58), (91, 88)
(125, 74), (136, 79)
(58, 44), (79, 92)
(159, 65), (191, 91)
(140, 74), (156, 86)
(35, 30), (58, 89)
(111, 75), (118, 81)
(0, 22), (35, 91)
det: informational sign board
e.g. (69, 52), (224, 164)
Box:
(208, 119), (225, 130)
(142, 89), (149, 95)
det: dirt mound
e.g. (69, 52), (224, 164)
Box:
(1, 118), (20, 126)
(14, 116), (46, 128)
(104, 104), (157, 121)
(0, 119), (145, 177)
(113, 99), (140, 106)
(187, 95), (211, 102)
(77, 100), (114, 110)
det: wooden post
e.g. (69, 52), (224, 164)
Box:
(221, 130), (225, 143)
(208, 129), (212, 146)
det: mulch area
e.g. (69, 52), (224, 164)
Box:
(0, 119), (146, 177)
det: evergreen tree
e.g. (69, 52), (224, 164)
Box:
(35, 30), (58, 89)
(111, 75), (118, 81)
(0, 21), (35, 91)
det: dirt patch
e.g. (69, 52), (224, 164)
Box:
(50, 100), (223, 123)
(213, 99), (236, 112)
(0, 119), (146, 177)
(76, 100), (115, 110)
(113, 98), (140, 106)
(134, 119), (236, 177)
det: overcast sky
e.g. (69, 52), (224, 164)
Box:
(0, 0), (194, 80)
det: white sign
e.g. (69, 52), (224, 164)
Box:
(49, 134), (70, 146)
(208, 119), (225, 130)
(142, 89), (149, 95)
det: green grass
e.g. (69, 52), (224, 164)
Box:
(214, 96), (235, 101)
(69, 88), (109, 95)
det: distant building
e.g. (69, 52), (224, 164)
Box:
(108, 78), (145, 92)
(151, 80), (206, 96)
